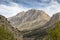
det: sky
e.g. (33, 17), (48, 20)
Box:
(0, 0), (60, 18)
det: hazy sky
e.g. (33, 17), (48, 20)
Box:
(0, 0), (60, 18)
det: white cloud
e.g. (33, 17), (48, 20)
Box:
(0, 0), (60, 17)
(39, 0), (60, 16)
(0, 2), (28, 18)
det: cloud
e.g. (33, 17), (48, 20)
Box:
(0, 2), (28, 18)
(55, 0), (60, 3)
(0, 0), (60, 17)
(0, 0), (52, 8)
(40, 0), (60, 16)
(0, 0), (12, 6)
(11, 0), (51, 8)
(0, 0), (51, 18)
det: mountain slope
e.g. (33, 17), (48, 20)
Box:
(0, 15), (23, 40)
(47, 21), (60, 40)
(0, 15), (15, 40)
(9, 9), (50, 31)
(22, 12), (60, 40)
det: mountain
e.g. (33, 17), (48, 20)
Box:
(8, 9), (50, 31)
(0, 15), (23, 40)
(1, 9), (60, 40)
(8, 9), (60, 40)
(22, 12), (60, 40)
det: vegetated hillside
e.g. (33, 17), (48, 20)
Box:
(0, 15), (23, 40)
(47, 21), (60, 40)
(8, 9), (50, 31)
(0, 25), (15, 40)
(0, 15), (15, 40)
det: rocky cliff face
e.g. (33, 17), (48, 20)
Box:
(0, 15), (23, 40)
(9, 9), (50, 31)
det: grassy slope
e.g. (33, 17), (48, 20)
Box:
(47, 21), (60, 40)
(0, 25), (15, 40)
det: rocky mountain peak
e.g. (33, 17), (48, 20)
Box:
(54, 12), (60, 20)
(26, 9), (47, 15)
(8, 9), (50, 31)
(49, 12), (60, 25)
(16, 11), (25, 16)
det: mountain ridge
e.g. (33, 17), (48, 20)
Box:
(0, 15), (23, 40)
(9, 9), (50, 31)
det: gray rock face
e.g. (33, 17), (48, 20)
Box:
(9, 9), (50, 31)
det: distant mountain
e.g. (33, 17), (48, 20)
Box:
(43, 12), (60, 30)
(49, 12), (60, 25)
(9, 9), (50, 31)
(0, 15), (23, 40)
